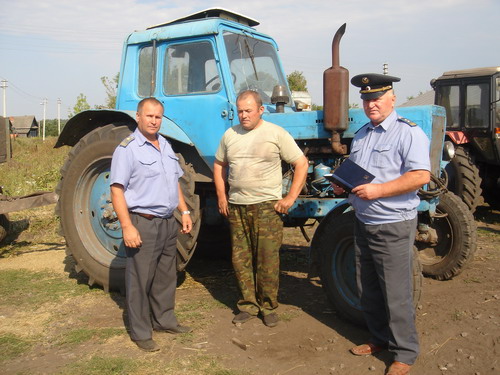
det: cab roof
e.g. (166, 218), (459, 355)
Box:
(437, 66), (500, 80)
(147, 7), (260, 30)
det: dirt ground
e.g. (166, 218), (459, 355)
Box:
(0, 206), (499, 375)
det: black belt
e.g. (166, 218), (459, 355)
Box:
(130, 211), (166, 220)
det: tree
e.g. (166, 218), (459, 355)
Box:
(43, 119), (68, 136)
(69, 93), (91, 118)
(287, 71), (308, 92)
(406, 91), (424, 101)
(100, 73), (119, 109)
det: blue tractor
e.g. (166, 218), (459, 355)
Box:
(55, 8), (476, 325)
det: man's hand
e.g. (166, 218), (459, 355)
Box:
(122, 224), (142, 248)
(274, 196), (295, 214)
(218, 196), (230, 217)
(180, 214), (193, 234)
(351, 183), (383, 200)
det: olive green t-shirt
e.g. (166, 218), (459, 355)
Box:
(215, 120), (303, 205)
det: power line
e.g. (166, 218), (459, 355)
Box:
(0, 75), (43, 102)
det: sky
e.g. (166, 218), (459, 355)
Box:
(0, 0), (498, 119)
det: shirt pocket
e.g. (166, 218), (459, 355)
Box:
(349, 144), (362, 163)
(166, 154), (180, 179)
(372, 143), (393, 168)
(138, 157), (161, 178)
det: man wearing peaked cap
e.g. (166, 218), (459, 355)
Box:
(346, 73), (430, 375)
(351, 73), (401, 100)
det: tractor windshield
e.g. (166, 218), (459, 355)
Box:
(223, 31), (292, 104)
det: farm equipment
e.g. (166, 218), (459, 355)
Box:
(0, 190), (58, 242)
(431, 67), (500, 212)
(54, 8), (476, 325)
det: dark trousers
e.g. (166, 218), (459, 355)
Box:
(354, 217), (419, 365)
(228, 201), (283, 316)
(126, 214), (178, 341)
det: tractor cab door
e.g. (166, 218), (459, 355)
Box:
(159, 39), (234, 167)
(436, 76), (498, 163)
(135, 39), (234, 168)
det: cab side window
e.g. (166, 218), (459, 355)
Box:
(138, 45), (155, 97)
(164, 42), (219, 95)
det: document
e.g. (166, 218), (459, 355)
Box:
(324, 158), (375, 192)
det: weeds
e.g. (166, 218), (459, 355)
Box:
(57, 327), (126, 346)
(0, 269), (100, 309)
(0, 136), (68, 196)
(0, 333), (34, 363)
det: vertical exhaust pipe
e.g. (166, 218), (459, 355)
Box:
(323, 23), (348, 155)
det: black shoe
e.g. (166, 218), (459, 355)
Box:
(134, 339), (160, 352)
(155, 325), (192, 334)
(232, 311), (256, 324)
(263, 312), (279, 327)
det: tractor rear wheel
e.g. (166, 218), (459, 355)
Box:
(56, 124), (201, 292)
(417, 191), (477, 280)
(0, 214), (10, 243)
(313, 211), (422, 326)
(444, 146), (482, 213)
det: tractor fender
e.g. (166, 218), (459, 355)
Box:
(310, 201), (352, 265)
(55, 109), (193, 148)
(446, 130), (470, 145)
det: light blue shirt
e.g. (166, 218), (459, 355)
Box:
(110, 128), (183, 217)
(347, 110), (430, 225)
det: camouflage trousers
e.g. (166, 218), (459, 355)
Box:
(228, 201), (283, 316)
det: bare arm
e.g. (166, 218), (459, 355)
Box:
(110, 183), (142, 248)
(275, 155), (308, 214)
(177, 183), (192, 234)
(351, 169), (430, 200)
(213, 160), (230, 217)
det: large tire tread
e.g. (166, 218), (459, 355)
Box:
(418, 191), (477, 280)
(57, 124), (201, 291)
(445, 146), (483, 213)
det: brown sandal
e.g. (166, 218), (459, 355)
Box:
(350, 342), (385, 356)
(386, 361), (411, 375)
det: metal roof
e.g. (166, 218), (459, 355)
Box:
(147, 8), (259, 30)
(436, 66), (500, 80)
(399, 90), (435, 107)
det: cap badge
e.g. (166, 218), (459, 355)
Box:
(362, 77), (370, 84)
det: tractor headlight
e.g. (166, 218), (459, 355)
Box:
(442, 141), (455, 161)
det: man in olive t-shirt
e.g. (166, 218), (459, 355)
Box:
(214, 90), (308, 327)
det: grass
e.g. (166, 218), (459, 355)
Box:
(0, 269), (100, 309)
(0, 333), (34, 363)
(1, 136), (67, 252)
(57, 327), (126, 346)
(0, 136), (68, 196)
(60, 355), (251, 375)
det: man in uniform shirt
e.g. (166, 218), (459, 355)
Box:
(110, 97), (192, 352)
(347, 74), (430, 375)
(214, 90), (308, 327)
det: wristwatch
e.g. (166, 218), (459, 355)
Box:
(181, 210), (191, 215)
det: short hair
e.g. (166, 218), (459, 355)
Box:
(237, 90), (263, 107)
(137, 97), (164, 113)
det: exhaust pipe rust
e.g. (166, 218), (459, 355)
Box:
(323, 23), (349, 155)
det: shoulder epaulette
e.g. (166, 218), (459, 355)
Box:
(355, 122), (371, 134)
(119, 135), (134, 147)
(398, 117), (417, 127)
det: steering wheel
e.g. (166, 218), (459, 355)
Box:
(205, 73), (237, 90)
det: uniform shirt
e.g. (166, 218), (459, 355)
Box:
(215, 120), (303, 205)
(110, 128), (183, 217)
(348, 110), (430, 225)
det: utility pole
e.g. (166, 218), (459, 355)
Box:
(1, 79), (10, 160)
(41, 98), (47, 140)
(57, 98), (61, 135)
